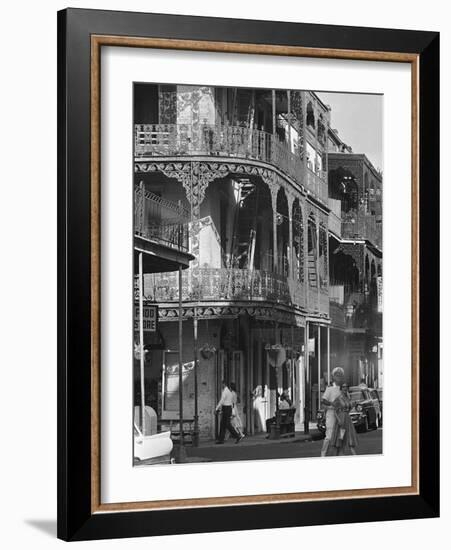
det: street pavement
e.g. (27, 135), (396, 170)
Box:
(184, 428), (382, 463)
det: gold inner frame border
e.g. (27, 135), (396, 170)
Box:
(90, 34), (420, 514)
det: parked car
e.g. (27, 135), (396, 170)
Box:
(371, 388), (383, 426)
(316, 385), (382, 435)
(316, 409), (327, 436)
(133, 423), (173, 465)
(348, 386), (381, 431)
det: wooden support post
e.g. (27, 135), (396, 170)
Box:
(304, 321), (310, 434)
(287, 90), (291, 145)
(272, 89), (276, 135)
(193, 309), (199, 447)
(327, 325), (331, 385)
(318, 325), (322, 412)
(138, 252), (146, 435)
(316, 220), (320, 309)
(178, 265), (186, 461)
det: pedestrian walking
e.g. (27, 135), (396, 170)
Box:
(328, 383), (358, 456)
(320, 367), (345, 457)
(215, 381), (244, 444)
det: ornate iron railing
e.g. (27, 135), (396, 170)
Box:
(342, 214), (382, 249)
(319, 289), (330, 315)
(134, 123), (328, 203)
(328, 198), (342, 238)
(329, 290), (381, 331)
(143, 267), (308, 309)
(134, 185), (190, 252)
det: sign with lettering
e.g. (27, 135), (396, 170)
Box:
(377, 276), (383, 313)
(134, 305), (158, 332)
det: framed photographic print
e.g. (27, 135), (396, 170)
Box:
(57, 8), (439, 541)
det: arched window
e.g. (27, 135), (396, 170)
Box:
(319, 224), (328, 289)
(306, 101), (315, 129)
(317, 114), (326, 144)
(328, 167), (358, 217)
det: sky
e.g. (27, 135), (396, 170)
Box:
(317, 92), (383, 171)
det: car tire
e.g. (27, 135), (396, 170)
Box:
(374, 415), (379, 429)
(363, 416), (369, 432)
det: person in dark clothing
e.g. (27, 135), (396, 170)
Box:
(215, 381), (243, 444)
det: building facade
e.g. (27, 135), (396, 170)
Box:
(327, 128), (383, 389)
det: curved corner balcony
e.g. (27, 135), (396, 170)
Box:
(135, 123), (328, 204)
(144, 267), (308, 311)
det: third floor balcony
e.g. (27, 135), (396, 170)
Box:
(135, 123), (328, 204)
(342, 213), (382, 249)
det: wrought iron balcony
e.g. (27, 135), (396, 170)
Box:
(328, 198), (342, 238)
(342, 214), (382, 249)
(143, 267), (309, 310)
(329, 289), (381, 331)
(134, 185), (190, 252)
(134, 123), (328, 203)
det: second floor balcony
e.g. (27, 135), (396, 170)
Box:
(143, 267), (314, 311)
(342, 213), (382, 249)
(329, 286), (381, 333)
(328, 198), (342, 238)
(134, 185), (190, 252)
(134, 185), (194, 272)
(135, 123), (328, 204)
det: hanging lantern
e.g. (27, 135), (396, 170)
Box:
(265, 343), (286, 367)
(200, 343), (217, 359)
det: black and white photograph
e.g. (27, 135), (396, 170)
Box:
(132, 83), (383, 465)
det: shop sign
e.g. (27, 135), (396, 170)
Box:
(134, 304), (158, 332)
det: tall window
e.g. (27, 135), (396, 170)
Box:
(318, 224), (328, 289)
(306, 101), (315, 128)
(307, 216), (317, 288)
(292, 201), (304, 283)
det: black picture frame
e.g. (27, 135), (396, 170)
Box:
(57, 8), (439, 541)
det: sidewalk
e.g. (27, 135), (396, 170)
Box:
(197, 425), (320, 449)
(170, 423), (321, 461)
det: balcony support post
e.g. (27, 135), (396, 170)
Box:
(287, 90), (291, 145)
(138, 252), (146, 436)
(303, 199), (309, 308)
(327, 325), (331, 385)
(304, 321), (310, 434)
(178, 265), (186, 462)
(316, 218), (320, 310)
(286, 191), (295, 278)
(137, 180), (145, 236)
(272, 90), (276, 136)
(268, 178), (279, 274)
(193, 308), (199, 447)
(318, 325), (322, 412)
